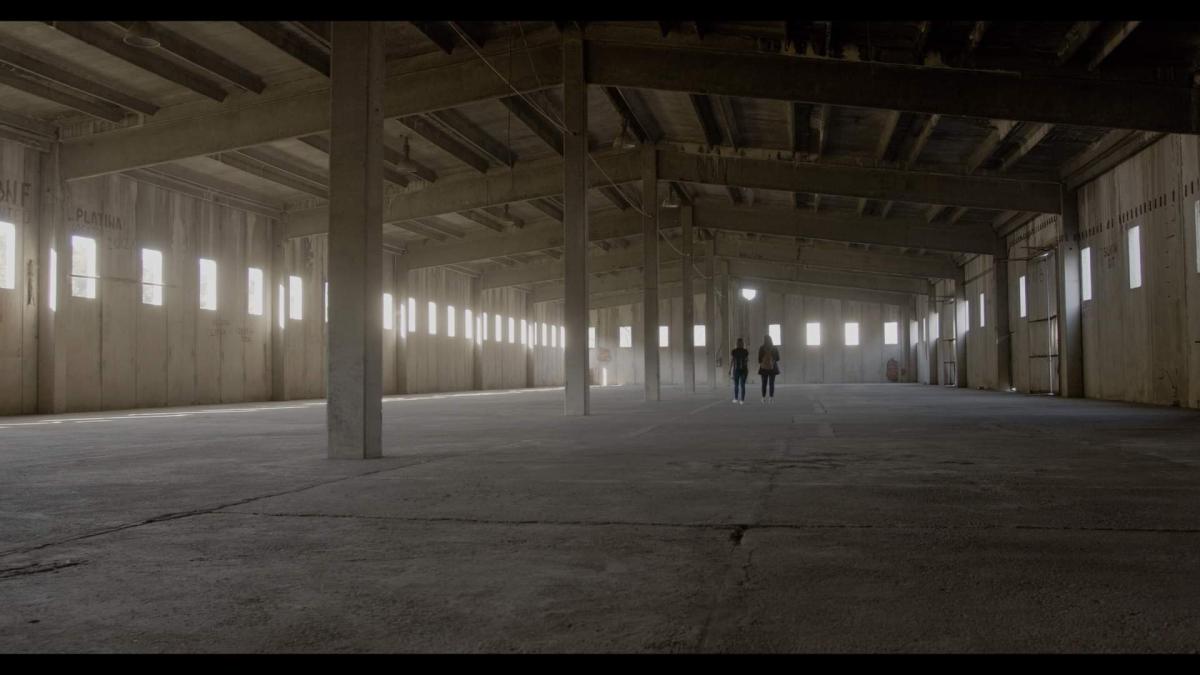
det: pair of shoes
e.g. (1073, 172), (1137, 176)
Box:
(738, 400), (744, 405)
(761, 397), (766, 404)
(732, 399), (739, 404)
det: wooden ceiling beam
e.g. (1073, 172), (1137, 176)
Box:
(428, 108), (515, 167)
(0, 43), (158, 115)
(0, 65), (127, 123)
(238, 21), (330, 77)
(397, 114), (491, 173)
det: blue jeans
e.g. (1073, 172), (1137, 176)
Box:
(732, 370), (747, 401)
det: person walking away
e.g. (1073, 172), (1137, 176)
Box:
(758, 334), (781, 404)
(730, 338), (749, 404)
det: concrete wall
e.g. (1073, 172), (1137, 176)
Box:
(0, 139), (38, 415)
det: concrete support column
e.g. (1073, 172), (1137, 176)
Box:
(562, 26), (589, 416)
(928, 283), (939, 386)
(269, 219), (286, 401)
(718, 257), (730, 383)
(681, 206), (695, 393)
(37, 144), (69, 414)
(1057, 188), (1084, 397)
(641, 146), (660, 401)
(394, 257), (409, 395)
(954, 269), (969, 389)
(525, 293), (536, 388)
(901, 301), (912, 382)
(470, 276), (483, 390)
(993, 236), (1012, 391)
(705, 242), (716, 390)
(327, 21), (383, 459)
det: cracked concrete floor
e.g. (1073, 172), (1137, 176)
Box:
(1, 383), (1199, 652)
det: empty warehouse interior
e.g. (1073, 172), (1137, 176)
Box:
(2, 19), (1200, 652)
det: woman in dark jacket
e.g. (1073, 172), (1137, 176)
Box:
(758, 335), (781, 404)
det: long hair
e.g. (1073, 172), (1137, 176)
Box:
(736, 337), (744, 349)
(763, 334), (774, 348)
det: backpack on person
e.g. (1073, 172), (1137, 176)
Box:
(760, 349), (776, 372)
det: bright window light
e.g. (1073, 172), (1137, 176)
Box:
(383, 293), (394, 330)
(1019, 275), (1027, 318)
(288, 275), (303, 320)
(428, 301), (438, 335)
(141, 248), (163, 306)
(0, 220), (15, 290)
(806, 322), (820, 346)
(408, 297), (417, 333)
(619, 325), (632, 348)
(910, 320), (919, 346)
(768, 323), (782, 345)
(964, 300), (970, 333)
(448, 305), (456, 337)
(930, 312), (940, 339)
(1128, 225), (1142, 289)
(248, 267), (264, 316)
(520, 318), (526, 345)
(277, 284), (285, 329)
(482, 312), (489, 341)
(884, 321), (898, 345)
(659, 325), (669, 347)
(694, 324), (706, 347)
(400, 303), (407, 335)
(550, 323), (557, 348)
(979, 292), (986, 328)
(844, 322), (860, 346)
(494, 314), (502, 343)
(588, 326), (596, 349)
(560, 325), (565, 349)
(71, 235), (98, 299)
(741, 288), (757, 301)
(324, 282), (328, 323)
(48, 248), (56, 311)
(508, 316), (515, 344)
(541, 322), (547, 346)
(1081, 246), (1093, 301)
(531, 321), (538, 346)
(465, 309), (473, 340)
(199, 258), (218, 311)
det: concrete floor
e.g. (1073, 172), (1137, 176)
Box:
(1, 383), (1199, 653)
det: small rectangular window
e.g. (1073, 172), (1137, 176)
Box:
(588, 326), (596, 349)
(619, 325), (632, 348)
(288, 275), (302, 320)
(277, 284), (285, 329)
(447, 305), (456, 337)
(659, 325), (669, 347)
(199, 258), (218, 311)
(806, 322), (820, 346)
(979, 292), (986, 328)
(71, 235), (98, 299)
(494, 314), (502, 343)
(963, 300), (970, 333)
(550, 323), (558, 348)
(508, 316), (515, 344)
(1084, 246), (1094, 300)
(383, 293), (394, 330)
(465, 308), (473, 340)
(0, 220), (16, 290)
(910, 320), (919, 346)
(531, 321), (538, 346)
(884, 321), (898, 345)
(324, 282), (328, 323)
(768, 323), (782, 346)
(247, 267), (264, 316)
(400, 303), (407, 335)
(1128, 225), (1142, 289)
(408, 297), (417, 333)
(48, 248), (57, 311)
(1019, 275), (1027, 318)
(930, 312), (940, 339)
(520, 318), (526, 345)
(482, 312), (489, 341)
(428, 301), (438, 335)
(694, 324), (706, 347)
(141, 248), (163, 306)
(844, 322), (860, 346)
(560, 325), (565, 349)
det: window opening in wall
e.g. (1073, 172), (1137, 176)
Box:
(541, 321), (547, 346)
(530, 321), (537, 346)
(71, 235), (98, 299)
(560, 325), (565, 349)
(963, 300), (970, 334)
(481, 312), (488, 340)
(979, 293), (986, 328)
(694, 324), (706, 347)
(619, 325), (632, 348)
(602, 367), (608, 386)
(508, 316), (515, 344)
(465, 309), (473, 340)
(550, 323), (558, 348)
(0, 220), (15, 290)
(520, 318), (526, 345)
(48, 248), (56, 311)
(1019, 275), (1027, 317)
(494, 314), (502, 343)
(930, 312), (940, 339)
(806, 322), (820, 346)
(141, 248), (164, 306)
(287, 275), (302, 320)
(383, 293), (394, 330)
(910, 320), (919, 346)
(408, 297), (417, 333)
(428, 301), (438, 335)
(659, 325), (669, 347)
(884, 321), (898, 345)
(1081, 247), (1092, 301)
(324, 282), (328, 323)
(447, 305), (456, 337)
(247, 267), (264, 316)
(199, 258), (218, 311)
(1128, 225), (1142, 289)
(588, 326), (596, 349)
(845, 322), (860, 346)
(400, 303), (407, 335)
(740, 288), (757, 301)
(277, 284), (285, 329)
(768, 323), (781, 345)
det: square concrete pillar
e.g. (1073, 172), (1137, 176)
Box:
(705, 242), (716, 390)
(681, 206), (695, 393)
(562, 25), (589, 416)
(327, 21), (384, 459)
(1057, 188), (1084, 397)
(993, 236), (1013, 391)
(641, 146), (660, 401)
(954, 270), (969, 389)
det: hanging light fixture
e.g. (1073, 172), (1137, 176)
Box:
(122, 23), (160, 49)
(662, 187), (680, 209)
(612, 120), (637, 150)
